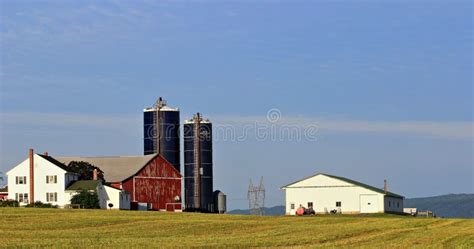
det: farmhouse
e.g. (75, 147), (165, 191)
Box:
(6, 150), (81, 206)
(281, 173), (404, 215)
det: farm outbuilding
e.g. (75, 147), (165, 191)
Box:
(281, 173), (404, 215)
(57, 153), (182, 211)
(65, 180), (131, 210)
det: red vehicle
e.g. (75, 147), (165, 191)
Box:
(296, 205), (316, 216)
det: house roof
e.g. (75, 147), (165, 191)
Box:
(282, 173), (404, 198)
(37, 154), (72, 172)
(56, 154), (158, 183)
(0, 185), (7, 193)
(66, 180), (100, 191)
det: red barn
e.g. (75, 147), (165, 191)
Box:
(57, 154), (182, 211)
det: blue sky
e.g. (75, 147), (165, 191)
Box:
(1, 0), (472, 209)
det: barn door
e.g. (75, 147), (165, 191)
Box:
(360, 195), (379, 213)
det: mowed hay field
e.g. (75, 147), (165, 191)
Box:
(1, 208), (473, 248)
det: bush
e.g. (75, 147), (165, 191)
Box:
(25, 201), (58, 208)
(70, 189), (100, 209)
(0, 199), (19, 207)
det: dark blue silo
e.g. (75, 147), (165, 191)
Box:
(184, 113), (213, 212)
(143, 97), (180, 172)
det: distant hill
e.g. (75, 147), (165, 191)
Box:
(228, 194), (474, 218)
(405, 194), (474, 218)
(228, 205), (285, 216)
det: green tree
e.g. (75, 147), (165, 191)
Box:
(70, 189), (100, 209)
(66, 161), (105, 181)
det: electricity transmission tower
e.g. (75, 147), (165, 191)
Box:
(248, 177), (265, 215)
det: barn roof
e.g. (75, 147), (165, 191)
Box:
(282, 173), (404, 198)
(56, 154), (157, 183)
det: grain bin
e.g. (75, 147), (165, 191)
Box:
(213, 190), (226, 214)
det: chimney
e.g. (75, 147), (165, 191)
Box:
(93, 168), (98, 181)
(29, 149), (34, 204)
(43, 152), (48, 156)
(384, 179), (387, 193)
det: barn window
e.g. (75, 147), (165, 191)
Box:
(336, 201), (341, 207)
(290, 203), (295, 210)
(308, 202), (313, 208)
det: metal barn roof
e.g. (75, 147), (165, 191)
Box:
(56, 154), (157, 183)
(282, 173), (404, 198)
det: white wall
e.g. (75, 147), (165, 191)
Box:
(64, 191), (76, 205)
(99, 185), (130, 210)
(33, 155), (68, 206)
(6, 158), (30, 205)
(283, 174), (386, 214)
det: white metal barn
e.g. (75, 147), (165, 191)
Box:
(281, 173), (404, 215)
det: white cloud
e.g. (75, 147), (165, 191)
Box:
(1, 112), (472, 140)
(211, 116), (474, 140)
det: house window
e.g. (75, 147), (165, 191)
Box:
(46, 192), (58, 202)
(397, 202), (399, 208)
(16, 176), (27, 184)
(389, 201), (391, 207)
(336, 201), (342, 207)
(290, 203), (295, 210)
(308, 202), (313, 209)
(46, 175), (57, 184)
(15, 193), (29, 203)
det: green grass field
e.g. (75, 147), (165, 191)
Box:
(1, 208), (473, 248)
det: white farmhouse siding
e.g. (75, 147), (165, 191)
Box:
(6, 158), (30, 205)
(282, 173), (404, 215)
(6, 153), (79, 207)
